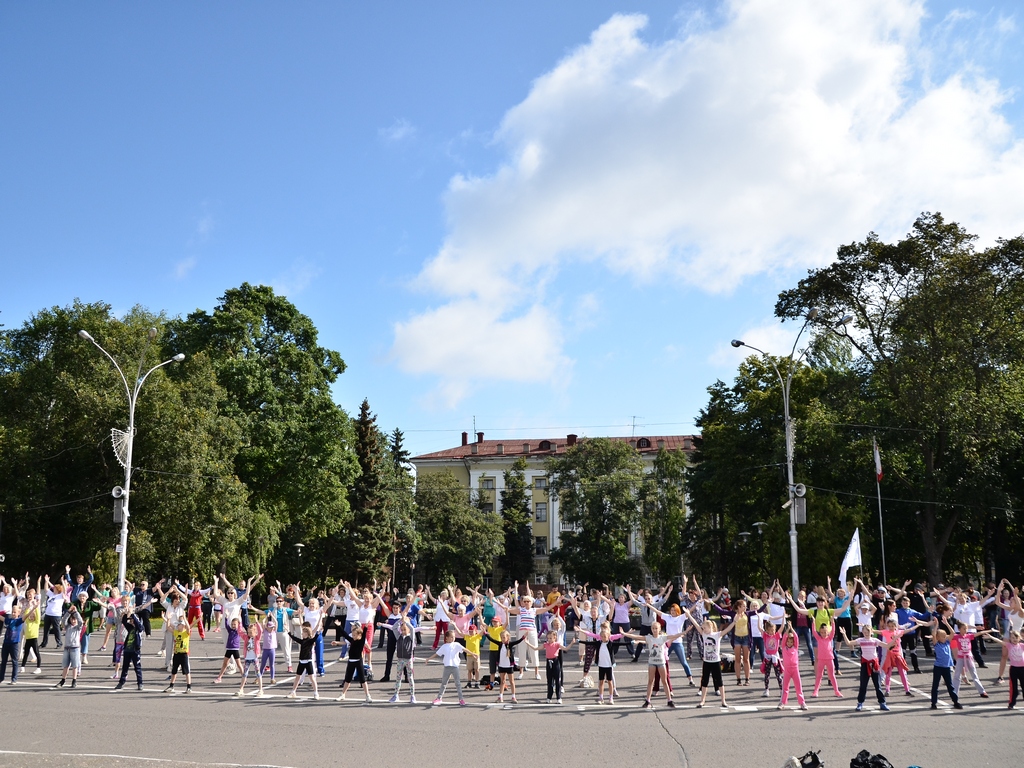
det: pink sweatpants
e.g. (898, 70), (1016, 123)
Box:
(813, 659), (841, 696)
(780, 665), (805, 707)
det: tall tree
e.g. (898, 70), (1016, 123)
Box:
(166, 283), (358, 577)
(499, 457), (534, 584)
(686, 356), (868, 591)
(349, 399), (393, 581)
(547, 438), (645, 585)
(389, 428), (410, 473)
(638, 448), (688, 582)
(384, 427), (417, 590)
(776, 213), (1024, 585)
(414, 470), (503, 586)
(0, 302), (251, 578)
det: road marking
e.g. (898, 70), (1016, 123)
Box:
(0, 750), (297, 768)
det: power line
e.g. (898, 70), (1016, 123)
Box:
(11, 493), (111, 512)
(805, 484), (1015, 514)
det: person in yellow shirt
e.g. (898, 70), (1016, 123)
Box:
(163, 616), (196, 694)
(453, 621), (483, 688)
(21, 597), (42, 675)
(484, 616), (504, 689)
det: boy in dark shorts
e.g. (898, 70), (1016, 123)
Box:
(164, 616), (196, 694)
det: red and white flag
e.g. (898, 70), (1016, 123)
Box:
(873, 437), (883, 483)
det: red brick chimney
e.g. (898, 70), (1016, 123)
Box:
(462, 432), (469, 446)
(566, 434), (577, 446)
(477, 431), (484, 443)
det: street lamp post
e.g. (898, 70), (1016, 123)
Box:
(731, 309), (854, 595)
(78, 328), (185, 591)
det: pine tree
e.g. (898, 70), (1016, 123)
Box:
(350, 399), (393, 581)
(499, 457), (534, 584)
(389, 428), (411, 472)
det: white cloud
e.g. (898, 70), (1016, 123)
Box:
(379, 118), (417, 143)
(392, 0), (1024, 405)
(392, 300), (571, 408)
(174, 255), (198, 280)
(709, 318), (813, 368)
(271, 261), (321, 298)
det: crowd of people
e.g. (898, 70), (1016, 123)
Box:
(1, 566), (1022, 712)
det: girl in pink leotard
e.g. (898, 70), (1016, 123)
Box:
(812, 618), (842, 698)
(777, 622), (806, 710)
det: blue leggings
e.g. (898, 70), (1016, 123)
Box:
(315, 633), (325, 675)
(667, 641), (692, 678)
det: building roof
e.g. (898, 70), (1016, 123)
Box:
(411, 434), (699, 462)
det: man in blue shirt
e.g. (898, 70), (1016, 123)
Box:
(896, 596), (929, 673)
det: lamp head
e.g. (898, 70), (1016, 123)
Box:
(148, 327), (158, 340)
(78, 330), (93, 341)
(172, 353), (185, 363)
(730, 339), (744, 348)
(838, 314), (854, 326)
(807, 308), (820, 321)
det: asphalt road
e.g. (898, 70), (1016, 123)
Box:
(0, 632), (1019, 768)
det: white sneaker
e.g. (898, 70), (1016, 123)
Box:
(365, 695), (373, 703)
(313, 692), (320, 700)
(286, 691), (297, 699)
(33, 668), (41, 675)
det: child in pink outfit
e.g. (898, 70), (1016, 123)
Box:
(760, 619), (783, 698)
(812, 619), (842, 698)
(880, 619), (912, 696)
(778, 623), (806, 710)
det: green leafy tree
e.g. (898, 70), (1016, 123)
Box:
(638, 448), (688, 582)
(547, 438), (645, 585)
(499, 457), (534, 584)
(166, 283), (358, 579)
(0, 302), (252, 578)
(414, 470), (503, 586)
(776, 213), (1024, 585)
(686, 357), (868, 591)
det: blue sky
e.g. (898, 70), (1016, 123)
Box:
(3, 1), (1023, 458)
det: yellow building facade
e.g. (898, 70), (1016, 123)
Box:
(411, 432), (697, 585)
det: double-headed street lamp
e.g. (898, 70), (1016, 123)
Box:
(731, 310), (853, 594)
(78, 328), (185, 591)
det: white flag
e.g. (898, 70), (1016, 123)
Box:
(838, 528), (862, 589)
(873, 437), (883, 483)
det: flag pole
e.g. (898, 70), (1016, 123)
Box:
(876, 477), (886, 585)
(874, 437), (887, 585)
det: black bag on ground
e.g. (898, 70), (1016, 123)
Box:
(850, 750), (894, 768)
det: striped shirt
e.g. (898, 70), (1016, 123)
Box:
(518, 608), (536, 632)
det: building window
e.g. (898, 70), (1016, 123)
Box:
(539, 440), (552, 451)
(480, 502), (494, 513)
(535, 502), (547, 522)
(535, 536), (548, 556)
(480, 478), (494, 490)
(637, 438), (651, 449)
(534, 477), (548, 489)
